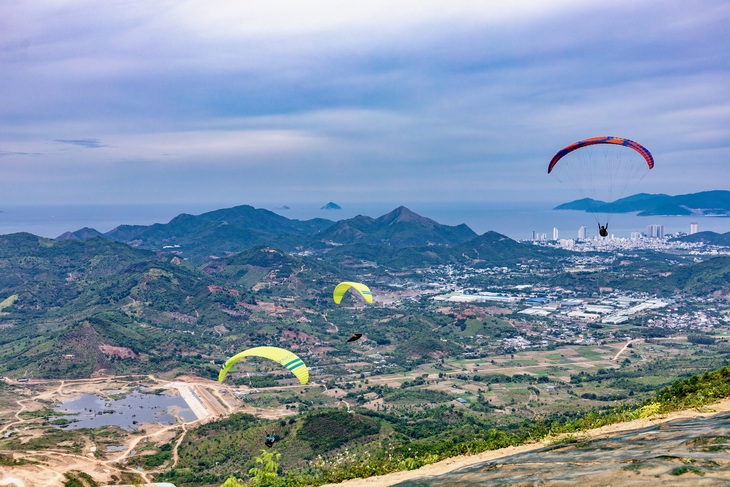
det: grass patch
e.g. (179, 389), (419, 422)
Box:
(669, 466), (704, 476)
(572, 347), (606, 361)
(0, 294), (18, 312)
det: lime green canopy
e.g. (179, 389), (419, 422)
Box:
(218, 346), (309, 385)
(333, 281), (373, 305)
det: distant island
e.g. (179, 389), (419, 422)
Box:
(555, 190), (730, 216)
(321, 201), (341, 210)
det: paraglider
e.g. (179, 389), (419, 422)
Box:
(333, 282), (372, 343)
(548, 136), (654, 234)
(547, 136), (654, 174)
(218, 346), (309, 385)
(333, 281), (373, 305)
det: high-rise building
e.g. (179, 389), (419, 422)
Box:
(689, 222), (698, 235)
(630, 231), (642, 239)
(578, 226), (587, 240)
(552, 227), (559, 240)
(647, 224), (664, 238)
(532, 230), (537, 241)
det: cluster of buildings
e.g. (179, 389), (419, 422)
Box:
(433, 288), (672, 327)
(517, 294), (670, 325)
(530, 230), (728, 256)
(531, 222), (702, 242)
(646, 308), (730, 332)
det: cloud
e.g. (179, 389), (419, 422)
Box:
(55, 139), (108, 149)
(0, 150), (42, 157)
(0, 0), (728, 206)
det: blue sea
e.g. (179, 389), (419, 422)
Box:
(0, 201), (728, 241)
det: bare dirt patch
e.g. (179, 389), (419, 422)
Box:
(0, 375), (239, 486)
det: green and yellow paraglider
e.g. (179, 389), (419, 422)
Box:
(218, 346), (309, 385)
(333, 282), (372, 343)
(333, 281), (373, 305)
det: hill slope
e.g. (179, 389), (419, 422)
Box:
(313, 206), (477, 248)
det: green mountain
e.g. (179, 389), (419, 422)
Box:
(56, 227), (105, 240)
(202, 244), (343, 303)
(452, 231), (566, 267)
(669, 255), (730, 296)
(66, 205), (478, 263)
(551, 255), (730, 297)
(0, 233), (158, 312)
(0, 233), (255, 378)
(555, 190), (730, 216)
(675, 231), (730, 246)
(102, 205), (334, 261)
(320, 230), (566, 269)
(313, 206), (477, 248)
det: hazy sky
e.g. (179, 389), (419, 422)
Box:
(1, 0), (729, 208)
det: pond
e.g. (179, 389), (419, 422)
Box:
(53, 389), (197, 431)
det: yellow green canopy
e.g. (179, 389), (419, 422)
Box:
(333, 281), (373, 305)
(218, 346), (309, 385)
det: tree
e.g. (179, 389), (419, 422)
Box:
(220, 477), (245, 487)
(248, 449), (281, 486)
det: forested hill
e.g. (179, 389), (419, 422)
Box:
(555, 190), (730, 216)
(57, 204), (555, 266)
(674, 230), (730, 246)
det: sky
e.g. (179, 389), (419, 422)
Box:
(1, 0), (729, 210)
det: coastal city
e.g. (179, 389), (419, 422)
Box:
(385, 221), (730, 358)
(529, 222), (729, 256)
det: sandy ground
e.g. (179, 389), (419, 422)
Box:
(321, 396), (730, 487)
(3, 374), (730, 487)
(0, 375), (236, 487)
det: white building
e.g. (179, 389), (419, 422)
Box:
(567, 311), (601, 322)
(578, 226), (587, 240)
(552, 227), (559, 240)
(647, 224), (664, 238)
(558, 239), (575, 249)
(690, 222), (698, 235)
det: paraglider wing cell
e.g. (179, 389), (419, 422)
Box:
(219, 346), (309, 385)
(547, 136), (654, 174)
(333, 281), (373, 304)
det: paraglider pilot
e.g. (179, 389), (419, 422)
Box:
(598, 223), (608, 237)
(264, 434), (277, 448)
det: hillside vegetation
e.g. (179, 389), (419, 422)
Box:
(157, 362), (730, 486)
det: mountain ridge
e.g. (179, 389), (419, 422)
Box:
(59, 204), (482, 263)
(555, 190), (730, 216)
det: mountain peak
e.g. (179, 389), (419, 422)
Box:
(321, 202), (341, 210)
(56, 227), (104, 241)
(377, 206), (431, 225)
